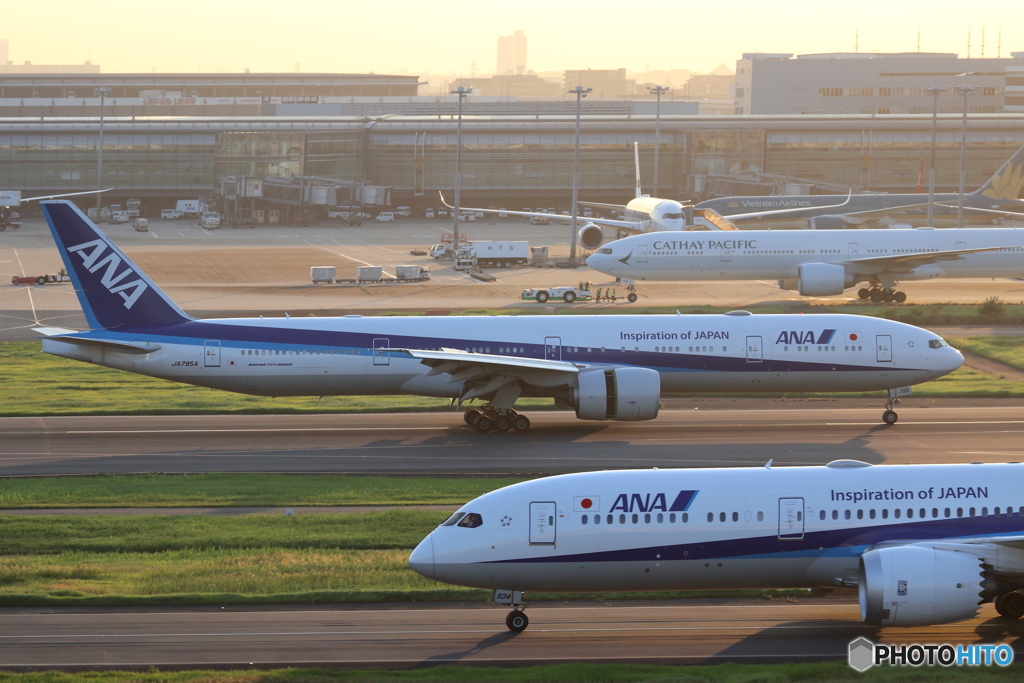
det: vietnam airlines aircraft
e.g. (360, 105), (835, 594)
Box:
(35, 200), (961, 429)
(410, 461), (1024, 631)
(586, 225), (1024, 302)
(696, 144), (1024, 230)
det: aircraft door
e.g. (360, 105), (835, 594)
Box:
(638, 245), (649, 263)
(848, 243), (859, 257)
(778, 497), (804, 539)
(373, 338), (390, 366)
(204, 340), (221, 367)
(721, 250), (732, 262)
(529, 501), (557, 545)
(745, 336), (763, 363)
(545, 336), (561, 361)
(876, 335), (892, 363)
(957, 241), (967, 251)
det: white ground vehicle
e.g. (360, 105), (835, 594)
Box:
(394, 206), (412, 218)
(176, 199), (206, 217)
(425, 208), (435, 218)
(161, 209), (183, 220)
(521, 282), (594, 304)
(127, 199), (142, 217)
(461, 241), (529, 267)
(133, 218), (149, 232)
(529, 215), (549, 225)
(197, 213), (221, 229)
(498, 208), (508, 217)
(110, 211), (130, 224)
(376, 212), (395, 222)
(459, 212), (476, 222)
(437, 208), (448, 218)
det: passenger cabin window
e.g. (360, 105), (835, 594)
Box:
(457, 513), (483, 528)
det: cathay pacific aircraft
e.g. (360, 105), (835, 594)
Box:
(34, 200), (961, 429)
(410, 462), (1024, 631)
(586, 225), (1024, 302)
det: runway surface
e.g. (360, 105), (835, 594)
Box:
(2, 600), (1020, 669)
(6, 400), (1024, 477)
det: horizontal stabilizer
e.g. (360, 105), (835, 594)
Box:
(46, 335), (162, 354)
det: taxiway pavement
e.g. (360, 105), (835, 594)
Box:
(1, 600), (1019, 669)
(5, 401), (1024, 477)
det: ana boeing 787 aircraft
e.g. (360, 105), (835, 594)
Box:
(411, 462), (1024, 631)
(34, 200), (962, 428)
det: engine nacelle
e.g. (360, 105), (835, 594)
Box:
(859, 545), (983, 627)
(797, 262), (852, 296)
(574, 367), (660, 421)
(808, 214), (850, 230)
(578, 223), (605, 250)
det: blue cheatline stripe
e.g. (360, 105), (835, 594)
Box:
(487, 514), (1024, 565)
(57, 321), (924, 375)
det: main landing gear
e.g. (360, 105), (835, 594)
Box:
(464, 407), (531, 434)
(858, 286), (907, 304)
(882, 397), (901, 425)
(995, 591), (1024, 620)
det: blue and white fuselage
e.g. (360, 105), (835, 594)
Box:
(411, 462), (1024, 628)
(36, 200), (962, 428)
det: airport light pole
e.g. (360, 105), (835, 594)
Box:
(924, 85), (943, 226)
(94, 88), (111, 214)
(568, 85), (591, 265)
(646, 85), (669, 197)
(955, 83), (977, 229)
(450, 86), (472, 254)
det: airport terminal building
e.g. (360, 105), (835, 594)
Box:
(2, 111), (1023, 212)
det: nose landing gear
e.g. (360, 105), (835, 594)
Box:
(506, 609), (529, 632)
(882, 397), (901, 425)
(859, 287), (907, 303)
(499, 590), (529, 631)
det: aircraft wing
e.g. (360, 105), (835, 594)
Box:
(438, 193), (642, 231)
(933, 202), (1024, 219)
(839, 202), (932, 224)
(387, 347), (589, 401)
(578, 201), (628, 211)
(841, 246), (1004, 273)
(723, 192), (853, 221)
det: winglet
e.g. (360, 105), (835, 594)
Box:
(765, 459), (773, 469)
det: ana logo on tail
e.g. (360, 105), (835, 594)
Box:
(982, 162), (1024, 201)
(67, 239), (149, 309)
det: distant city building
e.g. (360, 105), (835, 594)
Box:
(735, 52), (1024, 115)
(453, 73), (562, 99)
(681, 73), (735, 100)
(0, 38), (100, 73)
(497, 30), (527, 76)
(563, 68), (635, 99)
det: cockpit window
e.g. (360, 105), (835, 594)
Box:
(663, 212), (684, 220)
(928, 339), (950, 349)
(457, 513), (483, 528)
(598, 248), (612, 254)
(441, 512), (466, 527)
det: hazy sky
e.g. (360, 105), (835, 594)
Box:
(3, 0), (1021, 77)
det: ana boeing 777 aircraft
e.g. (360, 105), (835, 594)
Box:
(411, 461), (1024, 631)
(34, 200), (961, 428)
(587, 225), (1024, 302)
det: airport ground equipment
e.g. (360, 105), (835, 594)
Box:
(462, 241), (529, 268)
(321, 264), (431, 284)
(12, 268), (70, 285)
(133, 218), (148, 232)
(521, 282), (594, 304)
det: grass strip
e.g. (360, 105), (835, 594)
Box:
(1, 662), (1023, 682)
(6, 336), (1024, 418)
(0, 473), (529, 510)
(949, 336), (1024, 372)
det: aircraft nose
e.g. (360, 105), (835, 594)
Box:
(409, 534), (435, 580)
(947, 347), (965, 373)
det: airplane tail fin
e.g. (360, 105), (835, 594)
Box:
(41, 201), (193, 330)
(633, 142), (642, 198)
(972, 144), (1024, 201)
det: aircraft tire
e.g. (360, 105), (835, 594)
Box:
(627, 293), (638, 303)
(495, 416), (512, 433)
(870, 289), (884, 303)
(996, 592), (1024, 619)
(858, 288), (871, 299)
(506, 611), (529, 632)
(882, 289), (895, 303)
(894, 291), (907, 303)
(882, 409), (898, 425)
(464, 409), (481, 426)
(474, 415), (494, 433)
(512, 414), (531, 432)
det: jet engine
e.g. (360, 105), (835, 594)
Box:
(859, 545), (986, 627)
(578, 223), (605, 250)
(809, 215), (850, 230)
(573, 367), (660, 421)
(796, 262), (853, 296)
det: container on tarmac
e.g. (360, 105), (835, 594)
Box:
(464, 241), (529, 267)
(357, 266), (384, 281)
(395, 264), (425, 280)
(310, 266), (337, 283)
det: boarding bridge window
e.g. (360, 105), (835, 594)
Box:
(457, 513), (483, 528)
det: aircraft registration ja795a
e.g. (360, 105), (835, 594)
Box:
(586, 225), (1024, 303)
(34, 200), (962, 429)
(410, 462), (1024, 631)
